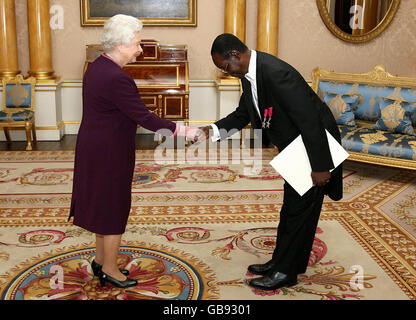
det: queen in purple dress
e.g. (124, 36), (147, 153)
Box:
(69, 14), (198, 289)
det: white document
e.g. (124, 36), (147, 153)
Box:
(269, 130), (349, 196)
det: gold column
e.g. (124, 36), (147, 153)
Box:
(0, 0), (20, 78)
(257, 0), (279, 56)
(224, 0), (246, 42)
(222, 0), (246, 83)
(27, 0), (56, 81)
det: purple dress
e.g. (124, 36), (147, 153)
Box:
(69, 55), (177, 235)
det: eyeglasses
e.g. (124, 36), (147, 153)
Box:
(220, 62), (229, 74)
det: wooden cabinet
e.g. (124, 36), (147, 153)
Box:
(84, 39), (189, 122)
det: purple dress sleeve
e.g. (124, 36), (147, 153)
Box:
(110, 73), (177, 135)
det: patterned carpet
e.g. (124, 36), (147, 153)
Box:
(0, 150), (415, 300)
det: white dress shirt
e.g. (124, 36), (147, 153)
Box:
(210, 50), (260, 142)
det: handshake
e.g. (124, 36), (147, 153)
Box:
(174, 124), (211, 143)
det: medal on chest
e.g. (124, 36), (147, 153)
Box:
(262, 107), (273, 128)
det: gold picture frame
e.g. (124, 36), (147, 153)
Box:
(80, 0), (197, 27)
(316, 0), (400, 43)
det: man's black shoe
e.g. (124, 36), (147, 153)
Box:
(248, 271), (297, 290)
(247, 259), (276, 275)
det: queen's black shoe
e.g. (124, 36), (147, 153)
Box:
(91, 259), (129, 277)
(248, 271), (297, 291)
(99, 271), (138, 288)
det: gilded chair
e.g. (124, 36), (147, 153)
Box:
(0, 75), (37, 150)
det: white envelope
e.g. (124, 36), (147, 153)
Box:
(269, 130), (349, 196)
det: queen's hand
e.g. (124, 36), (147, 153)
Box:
(174, 124), (205, 142)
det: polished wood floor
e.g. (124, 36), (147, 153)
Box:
(0, 134), (255, 151)
(0, 134), (162, 151)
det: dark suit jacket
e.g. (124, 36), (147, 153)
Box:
(215, 51), (343, 201)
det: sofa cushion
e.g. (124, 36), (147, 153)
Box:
(318, 81), (416, 123)
(373, 97), (416, 136)
(318, 81), (379, 121)
(0, 110), (34, 122)
(339, 125), (416, 160)
(322, 91), (360, 126)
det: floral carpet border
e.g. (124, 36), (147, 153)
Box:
(339, 215), (416, 300)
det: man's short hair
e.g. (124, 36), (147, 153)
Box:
(211, 33), (249, 59)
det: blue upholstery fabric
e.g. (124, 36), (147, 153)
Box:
(373, 97), (416, 136)
(0, 110), (34, 122)
(318, 81), (416, 124)
(339, 125), (416, 160)
(5, 83), (32, 108)
(0, 111), (8, 122)
(321, 91), (360, 126)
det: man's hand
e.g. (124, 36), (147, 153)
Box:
(174, 125), (205, 143)
(201, 126), (210, 139)
(194, 126), (210, 142)
(311, 171), (331, 187)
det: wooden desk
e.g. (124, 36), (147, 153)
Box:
(84, 39), (189, 122)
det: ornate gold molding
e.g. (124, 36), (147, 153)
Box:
(316, 0), (400, 43)
(347, 152), (416, 170)
(311, 65), (416, 92)
(80, 0), (197, 27)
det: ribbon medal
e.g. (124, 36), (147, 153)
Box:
(262, 108), (268, 128)
(266, 107), (273, 128)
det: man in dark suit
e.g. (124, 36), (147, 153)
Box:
(199, 33), (343, 291)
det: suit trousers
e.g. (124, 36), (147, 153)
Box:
(271, 181), (325, 275)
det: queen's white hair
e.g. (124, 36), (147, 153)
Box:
(100, 14), (143, 51)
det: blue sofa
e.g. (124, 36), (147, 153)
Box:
(312, 65), (416, 170)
